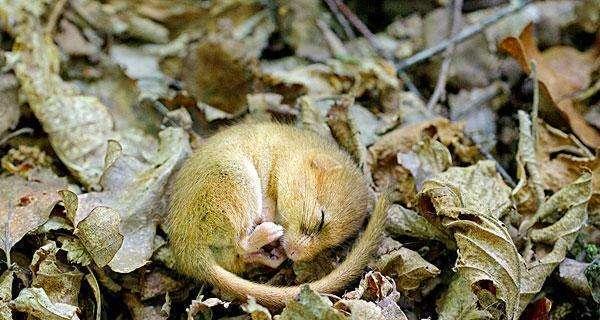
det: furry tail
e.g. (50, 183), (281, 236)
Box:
(204, 194), (390, 308)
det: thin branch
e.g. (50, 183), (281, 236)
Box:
(426, 0), (463, 111)
(45, 0), (68, 34)
(329, 0), (423, 99)
(322, 0), (356, 39)
(0, 128), (34, 146)
(329, 0), (517, 188)
(396, 0), (530, 70)
(529, 61), (539, 144)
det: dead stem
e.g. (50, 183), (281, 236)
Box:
(426, 0), (464, 111)
(396, 0), (530, 70)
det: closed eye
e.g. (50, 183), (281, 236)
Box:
(317, 208), (325, 231)
(300, 208), (326, 235)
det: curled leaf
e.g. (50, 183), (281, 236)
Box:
(10, 287), (80, 320)
(500, 23), (600, 148)
(73, 206), (123, 267)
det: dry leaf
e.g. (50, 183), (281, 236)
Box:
(397, 136), (452, 190)
(278, 285), (347, 320)
(275, 0), (330, 61)
(62, 129), (190, 273)
(139, 269), (184, 301)
(182, 37), (257, 116)
(58, 236), (91, 267)
(334, 299), (385, 320)
(123, 292), (167, 320)
(558, 258), (592, 297)
(436, 276), (493, 320)
(373, 238), (440, 291)
(73, 206), (123, 267)
(500, 23), (600, 148)
(0, 169), (68, 259)
(10, 287), (80, 320)
(369, 117), (478, 206)
(419, 166), (591, 319)
(385, 205), (453, 248)
(418, 160), (513, 219)
(30, 242), (84, 306)
(186, 294), (231, 320)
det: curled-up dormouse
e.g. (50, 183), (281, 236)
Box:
(166, 123), (389, 308)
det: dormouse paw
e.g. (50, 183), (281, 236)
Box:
(243, 246), (286, 268)
(241, 221), (284, 253)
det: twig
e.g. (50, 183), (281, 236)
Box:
(529, 61), (539, 144)
(45, 0), (68, 34)
(328, 0), (423, 99)
(396, 0), (530, 70)
(0, 128), (34, 146)
(317, 19), (348, 56)
(479, 143), (516, 188)
(527, 61), (545, 205)
(426, 0), (463, 111)
(517, 110), (545, 206)
(329, 0), (517, 187)
(322, 0), (356, 39)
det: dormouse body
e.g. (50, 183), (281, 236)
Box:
(166, 122), (388, 308)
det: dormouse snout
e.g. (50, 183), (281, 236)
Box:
(282, 236), (310, 261)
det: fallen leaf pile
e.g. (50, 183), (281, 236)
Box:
(0, 0), (599, 319)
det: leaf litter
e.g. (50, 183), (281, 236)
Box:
(0, 0), (599, 319)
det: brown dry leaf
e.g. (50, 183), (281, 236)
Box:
(373, 238), (440, 292)
(0, 271), (13, 320)
(369, 117), (478, 206)
(123, 292), (167, 320)
(343, 271), (397, 302)
(186, 294), (231, 320)
(6, 5), (114, 188)
(418, 165), (591, 319)
(73, 206), (123, 267)
(418, 160), (513, 219)
(260, 58), (398, 104)
(278, 285), (347, 320)
(0, 169), (68, 259)
(55, 19), (99, 57)
(340, 271), (407, 319)
(10, 287), (80, 320)
(4, 2), (170, 190)
(500, 23), (600, 148)
(513, 119), (600, 225)
(397, 136), (452, 191)
(182, 36), (257, 117)
(326, 96), (366, 164)
(275, 0), (330, 61)
(62, 129), (190, 273)
(436, 276), (493, 320)
(30, 242), (84, 306)
(558, 258), (592, 297)
(333, 299), (385, 320)
(385, 205), (453, 248)
(139, 269), (185, 301)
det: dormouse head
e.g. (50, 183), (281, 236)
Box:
(276, 150), (370, 262)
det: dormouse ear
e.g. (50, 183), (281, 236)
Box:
(310, 153), (343, 172)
